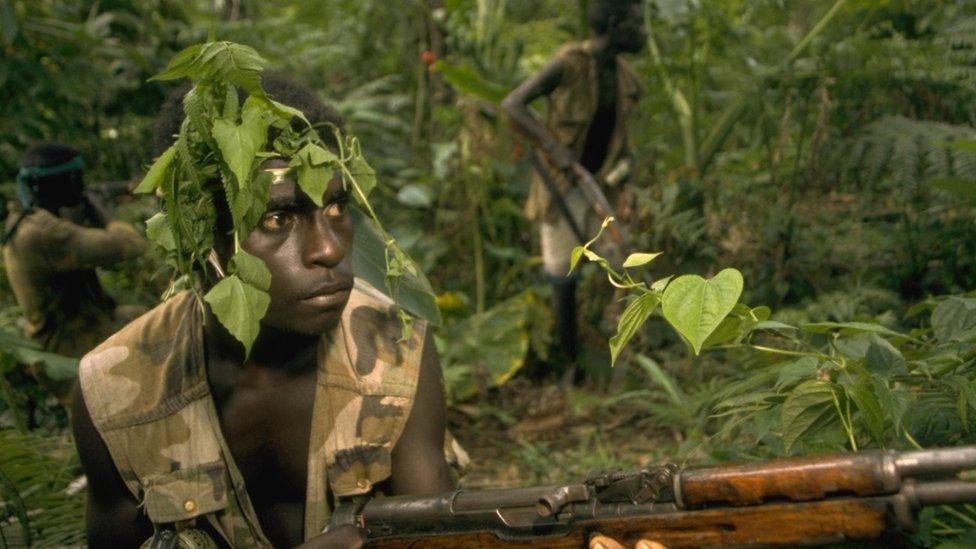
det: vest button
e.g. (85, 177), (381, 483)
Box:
(357, 478), (371, 490)
(183, 499), (196, 512)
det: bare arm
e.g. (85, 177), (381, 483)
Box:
(501, 57), (576, 170)
(389, 334), (455, 494)
(71, 382), (153, 548)
(38, 216), (147, 272)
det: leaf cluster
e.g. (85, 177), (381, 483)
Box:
(568, 217), (746, 363)
(137, 41), (407, 354)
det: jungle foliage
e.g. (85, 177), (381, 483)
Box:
(1, 0), (976, 546)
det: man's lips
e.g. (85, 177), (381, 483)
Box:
(302, 283), (353, 309)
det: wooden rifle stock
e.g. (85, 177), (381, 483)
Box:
(344, 446), (976, 548)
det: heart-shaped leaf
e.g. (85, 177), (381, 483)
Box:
(661, 268), (743, 355)
(204, 274), (270, 355)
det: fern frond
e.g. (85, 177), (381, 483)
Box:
(853, 116), (976, 185)
(0, 430), (85, 548)
(937, 16), (976, 86)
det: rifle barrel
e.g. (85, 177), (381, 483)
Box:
(909, 480), (976, 506)
(895, 446), (976, 477)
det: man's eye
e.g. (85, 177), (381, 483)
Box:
(260, 212), (293, 231)
(323, 197), (349, 219)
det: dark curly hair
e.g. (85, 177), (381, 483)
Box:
(153, 70), (346, 155)
(587, 0), (643, 34)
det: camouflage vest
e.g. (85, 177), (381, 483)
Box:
(78, 279), (467, 546)
(527, 40), (641, 221)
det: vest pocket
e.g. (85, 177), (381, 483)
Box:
(143, 462), (229, 523)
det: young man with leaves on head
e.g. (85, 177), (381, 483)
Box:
(71, 46), (465, 548)
(501, 0), (646, 374)
(3, 142), (147, 404)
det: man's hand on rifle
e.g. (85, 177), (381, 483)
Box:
(590, 534), (666, 549)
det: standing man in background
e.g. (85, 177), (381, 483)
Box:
(502, 0), (646, 373)
(2, 142), (147, 404)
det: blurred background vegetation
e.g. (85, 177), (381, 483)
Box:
(2, 0), (976, 546)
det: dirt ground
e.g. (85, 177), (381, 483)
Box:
(449, 377), (682, 489)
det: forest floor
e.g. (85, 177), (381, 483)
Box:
(450, 377), (681, 489)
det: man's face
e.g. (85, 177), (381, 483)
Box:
(242, 163), (354, 336)
(610, 2), (647, 54)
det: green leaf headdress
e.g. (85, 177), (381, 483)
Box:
(138, 41), (426, 354)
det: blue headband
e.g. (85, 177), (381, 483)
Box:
(15, 155), (85, 210)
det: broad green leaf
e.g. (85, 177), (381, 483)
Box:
(754, 320), (797, 332)
(242, 171), (272, 235)
(229, 249), (271, 292)
(781, 380), (837, 452)
(350, 209), (441, 326)
(622, 252), (662, 269)
(872, 379), (913, 432)
(774, 357), (819, 390)
(198, 41), (267, 96)
(297, 165), (331, 207)
(432, 60), (509, 104)
(437, 290), (547, 402)
(298, 142), (338, 167)
(932, 297), (976, 343)
(146, 212), (176, 251)
(222, 83), (240, 120)
(801, 321), (915, 341)
(842, 377), (886, 446)
(135, 145), (176, 194)
(714, 391), (780, 411)
(0, 329), (78, 381)
(702, 316), (742, 347)
(203, 274), (270, 355)
(347, 157), (377, 201)
(224, 181), (253, 229)
(930, 176), (976, 200)
(609, 292), (660, 366)
(150, 43), (204, 81)
(865, 335), (908, 378)
(661, 268), (744, 355)
(213, 101), (271, 192)
(269, 99), (310, 125)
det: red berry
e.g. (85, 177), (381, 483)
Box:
(421, 51), (437, 66)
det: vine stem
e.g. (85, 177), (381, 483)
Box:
(749, 344), (832, 362)
(832, 388), (857, 451)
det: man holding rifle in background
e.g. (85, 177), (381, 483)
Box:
(2, 142), (147, 405)
(502, 0), (646, 375)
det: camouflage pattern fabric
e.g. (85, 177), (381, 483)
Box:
(2, 208), (147, 357)
(79, 279), (467, 547)
(526, 40), (641, 222)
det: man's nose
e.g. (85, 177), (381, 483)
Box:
(302, 214), (347, 268)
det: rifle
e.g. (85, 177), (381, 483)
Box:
(86, 179), (138, 200)
(531, 151), (633, 269)
(339, 446), (976, 548)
